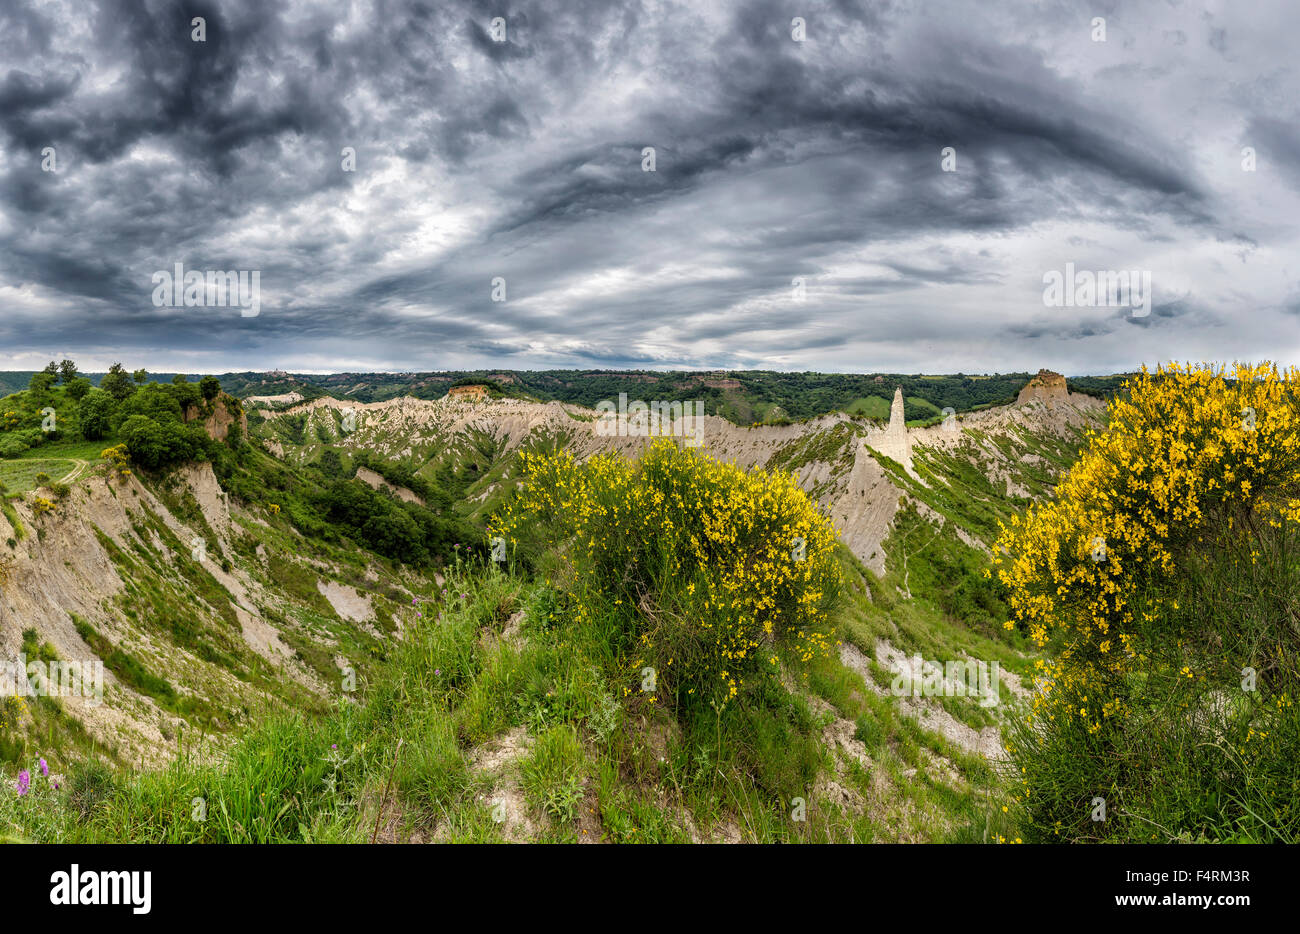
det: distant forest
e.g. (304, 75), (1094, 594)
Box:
(0, 369), (1137, 426)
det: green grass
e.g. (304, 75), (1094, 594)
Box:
(843, 396), (891, 419)
(69, 614), (180, 712)
(0, 458), (77, 493)
(0, 545), (1025, 844)
(11, 439), (108, 461)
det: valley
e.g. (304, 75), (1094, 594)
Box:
(1, 364), (1293, 845)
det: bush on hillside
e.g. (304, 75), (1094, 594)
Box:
(313, 477), (474, 566)
(492, 439), (841, 710)
(118, 415), (209, 470)
(78, 389), (114, 441)
(114, 383), (184, 427)
(65, 377), (92, 401)
(0, 436), (28, 457)
(993, 362), (1300, 842)
(27, 372), (56, 396)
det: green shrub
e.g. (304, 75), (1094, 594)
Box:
(493, 440), (841, 710)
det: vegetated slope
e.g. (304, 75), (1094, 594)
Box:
(176, 383), (1100, 841)
(0, 449), (441, 770)
(0, 367), (481, 773)
(1, 373), (1106, 843)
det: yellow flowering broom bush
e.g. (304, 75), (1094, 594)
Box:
(491, 439), (840, 710)
(993, 362), (1300, 841)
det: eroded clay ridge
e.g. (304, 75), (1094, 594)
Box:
(259, 385), (1106, 576)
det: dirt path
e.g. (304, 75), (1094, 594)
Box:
(57, 459), (90, 485)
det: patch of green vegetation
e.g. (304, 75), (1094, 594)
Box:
(0, 497), (25, 541)
(0, 459), (76, 494)
(70, 614), (177, 709)
(842, 396), (891, 419)
(265, 552), (333, 615)
(766, 421), (860, 480)
(94, 523), (247, 680)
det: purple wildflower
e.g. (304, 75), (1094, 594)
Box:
(38, 758), (48, 777)
(15, 770), (30, 796)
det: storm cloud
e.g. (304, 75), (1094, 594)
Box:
(0, 0), (1297, 374)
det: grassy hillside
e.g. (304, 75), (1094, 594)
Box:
(0, 443), (1027, 843)
(0, 362), (483, 777)
(5, 363), (1290, 845)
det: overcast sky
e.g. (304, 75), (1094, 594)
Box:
(1, 0), (1297, 376)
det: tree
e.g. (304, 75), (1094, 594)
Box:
(172, 374), (189, 386)
(58, 360), (79, 384)
(28, 371), (56, 395)
(65, 376), (92, 401)
(118, 416), (168, 468)
(133, 368), (148, 384)
(100, 363), (136, 402)
(168, 379), (201, 412)
(43, 361), (58, 376)
(117, 383), (184, 425)
(119, 416), (207, 470)
(317, 448), (344, 478)
(79, 389), (114, 440)
(199, 375), (221, 402)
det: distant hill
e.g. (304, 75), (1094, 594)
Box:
(0, 369), (1136, 423)
(205, 369), (1135, 425)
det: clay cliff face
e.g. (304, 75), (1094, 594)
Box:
(184, 393), (248, 442)
(1016, 369), (1070, 406)
(447, 385), (489, 402)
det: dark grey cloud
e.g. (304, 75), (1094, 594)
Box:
(0, 0), (1297, 376)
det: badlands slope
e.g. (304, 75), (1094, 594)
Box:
(256, 379), (1106, 576)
